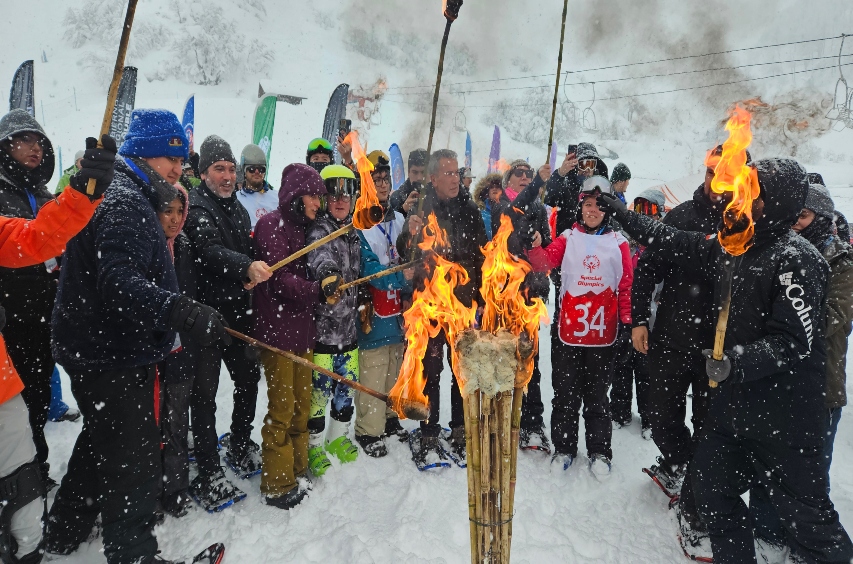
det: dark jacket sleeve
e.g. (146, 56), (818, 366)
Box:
(732, 255), (826, 384)
(619, 211), (716, 280)
(543, 171), (568, 208)
(95, 200), (178, 330)
(826, 255), (853, 339)
(184, 205), (253, 282)
(470, 206), (488, 307)
(631, 249), (666, 328)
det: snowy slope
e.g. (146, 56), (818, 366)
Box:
(5, 0), (853, 562)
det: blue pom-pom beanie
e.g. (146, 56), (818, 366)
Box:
(119, 109), (189, 160)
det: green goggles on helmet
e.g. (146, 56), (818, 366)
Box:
(307, 138), (333, 152)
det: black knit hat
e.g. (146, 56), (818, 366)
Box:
(199, 135), (236, 175)
(408, 149), (428, 168)
(610, 163), (631, 184)
(804, 183), (834, 220)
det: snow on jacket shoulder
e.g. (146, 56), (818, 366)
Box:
(307, 214), (360, 348)
(52, 158), (179, 372)
(0, 188), (101, 404)
(184, 183), (254, 332)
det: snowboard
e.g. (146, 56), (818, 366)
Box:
(439, 428), (467, 468)
(408, 429), (452, 471)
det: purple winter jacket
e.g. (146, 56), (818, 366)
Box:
(252, 164), (327, 352)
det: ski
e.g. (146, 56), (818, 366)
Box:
(408, 429), (452, 472)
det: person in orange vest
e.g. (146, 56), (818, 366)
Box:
(0, 133), (111, 564)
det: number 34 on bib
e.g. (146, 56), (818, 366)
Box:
(559, 288), (619, 346)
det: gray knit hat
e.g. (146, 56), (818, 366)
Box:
(199, 135), (236, 175)
(575, 142), (599, 161)
(240, 144), (267, 170)
(502, 159), (531, 188)
(804, 183), (834, 220)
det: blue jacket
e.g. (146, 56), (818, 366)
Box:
(52, 158), (180, 371)
(357, 231), (408, 351)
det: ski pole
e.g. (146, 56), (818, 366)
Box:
(225, 329), (430, 421)
(87, 0), (139, 196)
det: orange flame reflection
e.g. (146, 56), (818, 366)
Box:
(345, 131), (382, 230)
(706, 105), (761, 256)
(389, 213), (476, 418)
(480, 215), (549, 384)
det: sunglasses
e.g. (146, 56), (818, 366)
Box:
(578, 159), (597, 170)
(512, 168), (534, 179)
(307, 138), (333, 152)
(634, 201), (660, 216)
(246, 165), (266, 174)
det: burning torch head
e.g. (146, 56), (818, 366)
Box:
(443, 0), (463, 21)
(388, 396), (431, 421)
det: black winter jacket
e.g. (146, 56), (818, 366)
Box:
(397, 184), (488, 307)
(544, 160), (608, 236)
(173, 232), (197, 300)
(632, 185), (724, 353)
(621, 159), (829, 449)
(52, 158), (180, 371)
(184, 183), (254, 333)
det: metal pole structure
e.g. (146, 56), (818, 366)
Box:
(546, 0), (570, 163)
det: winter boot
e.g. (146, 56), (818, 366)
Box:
(551, 452), (575, 471)
(448, 426), (466, 462)
(519, 424), (552, 453)
(675, 497), (713, 562)
(411, 432), (450, 471)
(640, 426), (653, 441)
(643, 455), (687, 499)
(383, 417), (410, 442)
(162, 490), (193, 518)
(308, 433), (332, 477)
(265, 479), (311, 511)
(356, 434), (388, 458)
(325, 419), (359, 464)
(611, 415), (632, 429)
(755, 538), (790, 564)
(588, 454), (612, 478)
(189, 469), (245, 513)
(51, 406), (81, 422)
(219, 433), (262, 479)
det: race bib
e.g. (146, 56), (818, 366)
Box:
(558, 287), (618, 346)
(369, 286), (402, 318)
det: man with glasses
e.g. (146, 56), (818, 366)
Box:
(397, 149), (487, 469)
(237, 143), (278, 232)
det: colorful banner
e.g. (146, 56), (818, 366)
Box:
(389, 143), (405, 191)
(252, 94), (277, 179)
(182, 94), (195, 153)
(9, 60), (34, 117)
(487, 126), (501, 174)
(107, 66), (137, 145)
(322, 84), (349, 164)
(465, 131), (472, 170)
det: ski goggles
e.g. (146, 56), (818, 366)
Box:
(634, 200), (660, 216)
(578, 158), (597, 171)
(245, 165), (266, 175)
(307, 138), (333, 152)
(324, 176), (356, 195)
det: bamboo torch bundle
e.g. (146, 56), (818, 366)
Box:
(456, 330), (534, 564)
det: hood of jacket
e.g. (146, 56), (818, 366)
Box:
(752, 158), (808, 241)
(278, 163), (327, 226)
(634, 188), (666, 208)
(0, 109), (55, 187)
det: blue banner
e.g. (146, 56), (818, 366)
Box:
(465, 131), (472, 170)
(182, 94), (195, 153)
(389, 143), (405, 191)
(487, 126), (501, 174)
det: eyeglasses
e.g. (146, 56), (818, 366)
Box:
(372, 175), (391, 185)
(327, 194), (352, 203)
(246, 166), (266, 174)
(10, 133), (43, 150)
(634, 200), (660, 216)
(578, 159), (597, 170)
(307, 138), (333, 152)
(512, 168), (534, 179)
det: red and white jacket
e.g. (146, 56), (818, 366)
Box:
(528, 223), (633, 347)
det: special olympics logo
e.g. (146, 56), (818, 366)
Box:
(582, 255), (601, 273)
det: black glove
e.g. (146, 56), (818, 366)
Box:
(596, 192), (629, 221)
(0, 305), (5, 333)
(702, 349), (732, 383)
(320, 272), (343, 303)
(615, 325), (633, 365)
(244, 344), (261, 362)
(169, 296), (232, 348)
(69, 134), (117, 199)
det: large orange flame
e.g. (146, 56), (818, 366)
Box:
(706, 105), (761, 256)
(389, 213), (476, 418)
(480, 214), (549, 384)
(345, 131), (382, 230)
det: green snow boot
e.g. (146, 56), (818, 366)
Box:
(325, 435), (359, 464)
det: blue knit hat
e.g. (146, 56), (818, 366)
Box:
(119, 109), (189, 160)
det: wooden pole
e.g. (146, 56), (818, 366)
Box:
(545, 0), (570, 164)
(464, 394), (481, 564)
(336, 257), (423, 292)
(480, 395), (492, 561)
(709, 257), (735, 388)
(499, 392), (512, 563)
(269, 223), (352, 273)
(87, 0), (139, 195)
(507, 386), (524, 553)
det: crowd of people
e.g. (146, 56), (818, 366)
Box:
(0, 104), (851, 564)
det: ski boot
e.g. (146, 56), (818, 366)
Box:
(519, 424), (552, 454)
(551, 452), (575, 471)
(588, 454), (612, 478)
(355, 434), (388, 458)
(219, 433), (262, 479)
(384, 416), (410, 442)
(643, 456), (686, 499)
(325, 419), (358, 464)
(308, 444), (332, 477)
(189, 469), (245, 513)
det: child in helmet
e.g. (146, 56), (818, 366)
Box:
(527, 176), (633, 476)
(305, 165), (362, 475)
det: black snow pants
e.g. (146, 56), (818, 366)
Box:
(420, 331), (464, 437)
(647, 343), (708, 466)
(550, 338), (613, 459)
(192, 340), (261, 477)
(158, 339), (196, 498)
(693, 419), (853, 564)
(5, 319), (54, 479)
(47, 365), (161, 564)
(520, 353), (544, 431)
(609, 349), (650, 427)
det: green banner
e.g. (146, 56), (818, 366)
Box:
(252, 94), (277, 179)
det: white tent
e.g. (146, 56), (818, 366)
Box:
(646, 173), (704, 211)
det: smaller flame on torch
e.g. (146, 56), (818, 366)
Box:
(345, 131), (384, 230)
